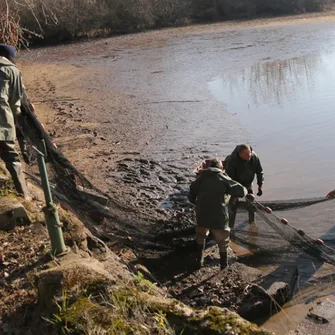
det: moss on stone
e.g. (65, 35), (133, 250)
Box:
(133, 271), (159, 295)
(45, 279), (272, 335)
(201, 306), (270, 335)
(84, 280), (110, 297)
(65, 297), (96, 325)
(64, 297), (133, 332)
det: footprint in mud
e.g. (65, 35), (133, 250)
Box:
(109, 157), (197, 220)
(163, 261), (263, 313)
(158, 175), (177, 183)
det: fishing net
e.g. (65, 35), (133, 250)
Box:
(17, 92), (156, 246)
(16, 92), (335, 265)
(246, 197), (335, 264)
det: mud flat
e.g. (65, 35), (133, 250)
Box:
(19, 11), (335, 334)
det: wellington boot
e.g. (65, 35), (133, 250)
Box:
(195, 243), (205, 269)
(6, 162), (29, 199)
(219, 251), (228, 270)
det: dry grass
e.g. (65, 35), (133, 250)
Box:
(47, 274), (176, 335)
(1, 0), (333, 46)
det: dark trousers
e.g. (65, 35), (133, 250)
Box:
(229, 190), (256, 229)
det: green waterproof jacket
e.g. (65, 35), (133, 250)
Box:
(188, 168), (247, 229)
(224, 145), (264, 191)
(0, 57), (23, 141)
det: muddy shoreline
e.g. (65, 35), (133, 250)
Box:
(19, 12), (335, 334)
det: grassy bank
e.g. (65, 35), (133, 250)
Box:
(1, 0), (334, 46)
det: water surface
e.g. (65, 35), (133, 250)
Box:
(209, 53), (335, 199)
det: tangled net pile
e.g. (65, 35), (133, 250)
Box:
(18, 93), (155, 246)
(17, 93), (335, 264)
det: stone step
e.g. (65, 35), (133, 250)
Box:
(0, 196), (31, 231)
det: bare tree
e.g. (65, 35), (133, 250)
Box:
(0, 0), (42, 47)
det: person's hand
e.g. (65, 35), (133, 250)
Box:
(326, 190), (335, 199)
(257, 187), (263, 197)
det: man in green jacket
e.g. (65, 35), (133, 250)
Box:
(224, 144), (264, 228)
(188, 158), (247, 270)
(0, 44), (29, 198)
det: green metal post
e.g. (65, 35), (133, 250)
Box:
(34, 141), (68, 256)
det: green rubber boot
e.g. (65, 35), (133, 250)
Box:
(219, 251), (228, 270)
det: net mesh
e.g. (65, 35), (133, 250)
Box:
(246, 197), (335, 264)
(16, 93), (335, 264)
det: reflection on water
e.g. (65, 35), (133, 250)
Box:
(211, 56), (322, 107)
(208, 53), (335, 199)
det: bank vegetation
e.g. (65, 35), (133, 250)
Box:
(0, 1), (334, 45)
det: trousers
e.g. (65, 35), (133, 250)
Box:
(229, 190), (256, 228)
(195, 226), (230, 252)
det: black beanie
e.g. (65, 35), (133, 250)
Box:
(0, 44), (16, 62)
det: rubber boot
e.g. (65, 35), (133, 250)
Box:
(195, 243), (205, 269)
(229, 212), (236, 229)
(219, 251), (228, 270)
(6, 162), (29, 199)
(229, 199), (238, 229)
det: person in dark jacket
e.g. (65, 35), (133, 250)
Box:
(188, 158), (247, 269)
(225, 144), (264, 228)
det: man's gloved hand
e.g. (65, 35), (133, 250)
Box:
(326, 190), (335, 199)
(257, 186), (263, 197)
